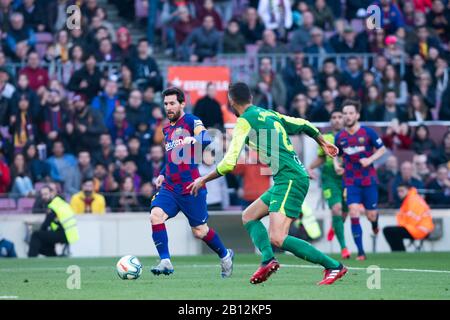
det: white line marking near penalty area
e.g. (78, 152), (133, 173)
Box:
(0, 296), (18, 299)
(1, 264), (450, 274)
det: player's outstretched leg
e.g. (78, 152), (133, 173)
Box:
(242, 199), (279, 285)
(349, 204), (366, 260)
(269, 212), (347, 285)
(192, 224), (234, 278)
(331, 203), (350, 259)
(150, 207), (174, 275)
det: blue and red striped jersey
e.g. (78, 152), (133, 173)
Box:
(160, 113), (206, 194)
(335, 126), (384, 187)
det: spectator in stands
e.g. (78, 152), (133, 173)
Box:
(333, 25), (366, 54)
(377, 155), (398, 204)
(17, 0), (46, 32)
(23, 143), (50, 183)
(129, 38), (163, 91)
(193, 82), (224, 130)
(117, 64), (134, 101)
(426, 164), (450, 206)
(93, 132), (114, 166)
(381, 90), (408, 122)
(285, 64), (315, 105)
(382, 64), (408, 105)
(10, 152), (35, 198)
(46, 140), (79, 196)
(96, 38), (119, 63)
(342, 56), (364, 92)
(0, 0), (14, 34)
(305, 84), (323, 116)
(305, 27), (334, 69)
(383, 35), (404, 67)
(171, 6), (198, 57)
(412, 124), (436, 154)
(70, 177), (106, 214)
(250, 57), (287, 111)
(183, 15), (222, 62)
(413, 70), (436, 110)
(38, 89), (68, 147)
(81, 0), (99, 23)
(426, 0), (450, 43)
(141, 85), (159, 119)
(258, 29), (286, 54)
(113, 175), (140, 212)
(67, 54), (103, 102)
(11, 73), (39, 120)
(382, 121), (413, 150)
(114, 27), (135, 62)
(61, 45), (84, 85)
(383, 183), (434, 251)
(196, 0), (223, 31)
(290, 11), (315, 51)
(370, 54), (389, 84)
(127, 137), (145, 174)
(5, 12), (36, 61)
(408, 93), (433, 121)
(66, 94), (105, 153)
(318, 59), (340, 91)
(91, 79), (121, 127)
(120, 158), (141, 192)
(334, 79), (357, 108)
(10, 94), (37, 153)
(404, 54), (427, 94)
(95, 6), (116, 42)
(440, 83), (450, 120)
(239, 6), (265, 45)
(309, 89), (334, 122)
(310, 0), (334, 31)
(325, 75), (340, 99)
(0, 142), (10, 194)
(413, 153), (433, 184)
(392, 161), (425, 207)
(375, 0), (405, 35)
(222, 19), (246, 54)
(429, 131), (450, 168)
(125, 89), (146, 129)
(257, 0), (292, 39)
(19, 51), (49, 92)
(361, 85), (383, 121)
(142, 144), (165, 186)
(289, 93), (310, 118)
(137, 181), (154, 211)
(108, 105), (134, 145)
(435, 54), (449, 103)
(75, 150), (94, 183)
(233, 149), (271, 208)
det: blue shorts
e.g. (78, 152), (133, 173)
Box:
(346, 184), (378, 210)
(150, 187), (208, 227)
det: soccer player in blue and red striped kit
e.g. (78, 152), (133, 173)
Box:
(334, 100), (386, 260)
(149, 87), (234, 277)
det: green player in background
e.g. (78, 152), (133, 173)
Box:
(188, 82), (348, 286)
(308, 110), (351, 259)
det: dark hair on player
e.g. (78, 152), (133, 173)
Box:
(228, 82), (252, 105)
(341, 99), (361, 113)
(330, 108), (343, 116)
(397, 182), (411, 189)
(162, 87), (185, 104)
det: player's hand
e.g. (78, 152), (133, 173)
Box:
(334, 165), (344, 176)
(187, 177), (205, 196)
(183, 137), (197, 145)
(359, 158), (372, 168)
(155, 175), (165, 188)
(321, 141), (339, 158)
(307, 168), (318, 180)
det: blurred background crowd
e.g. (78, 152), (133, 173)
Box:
(0, 0), (449, 214)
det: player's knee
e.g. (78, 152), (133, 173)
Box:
(269, 232), (286, 248)
(242, 210), (253, 225)
(150, 208), (165, 224)
(331, 204), (342, 216)
(348, 206), (360, 218)
(192, 226), (208, 239)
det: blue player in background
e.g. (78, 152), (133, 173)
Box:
(149, 87), (234, 277)
(334, 100), (386, 260)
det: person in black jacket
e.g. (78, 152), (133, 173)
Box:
(67, 54), (103, 102)
(193, 82), (224, 130)
(128, 38), (162, 91)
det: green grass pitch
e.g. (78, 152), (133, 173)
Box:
(1, 252), (450, 300)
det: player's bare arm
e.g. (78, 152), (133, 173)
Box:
(307, 156), (325, 180)
(315, 134), (339, 158)
(333, 156), (345, 175)
(359, 146), (387, 168)
(155, 175), (165, 188)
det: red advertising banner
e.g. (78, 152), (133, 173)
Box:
(167, 66), (237, 124)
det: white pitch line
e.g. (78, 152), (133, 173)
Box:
(1, 264), (450, 274)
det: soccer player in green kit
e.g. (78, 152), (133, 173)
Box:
(308, 110), (351, 260)
(188, 83), (348, 285)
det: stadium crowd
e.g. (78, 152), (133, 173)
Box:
(0, 0), (449, 214)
